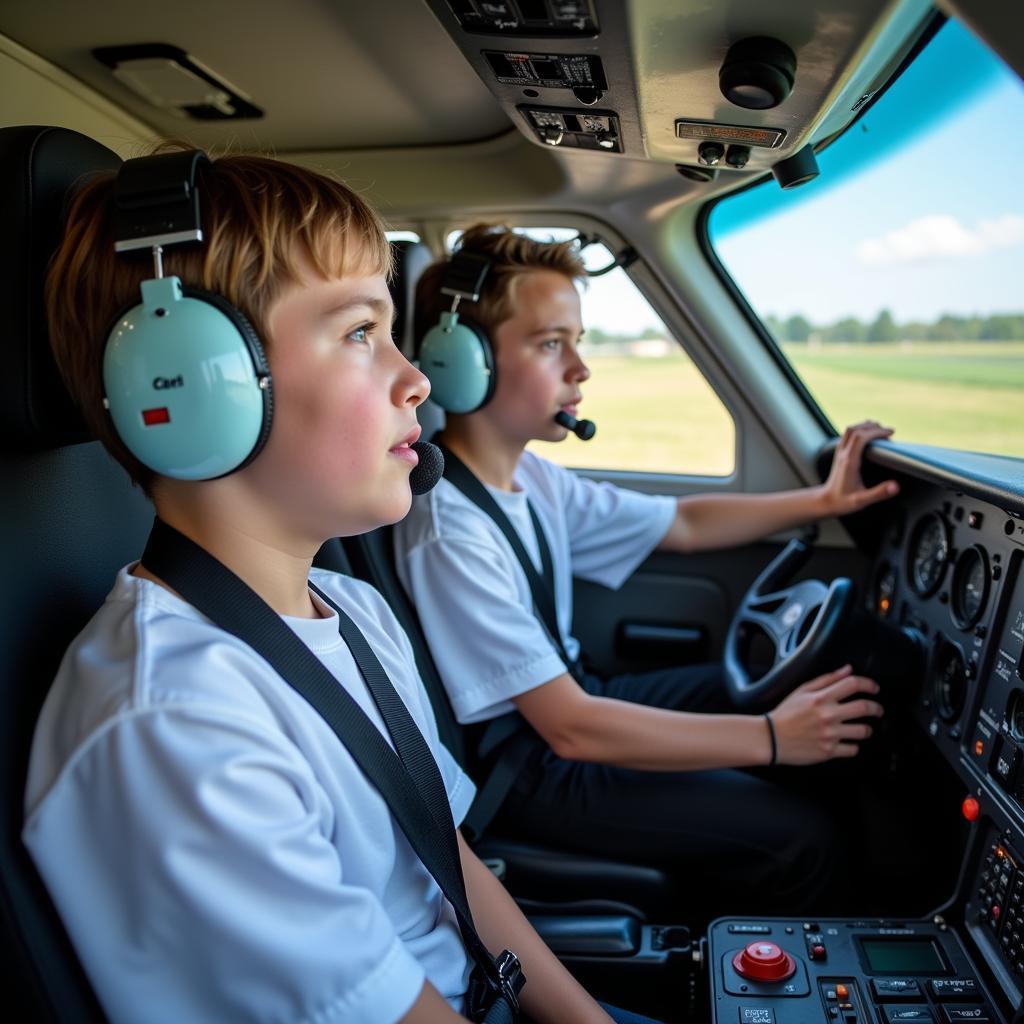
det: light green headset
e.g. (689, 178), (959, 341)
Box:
(102, 150), (273, 480)
(417, 250), (496, 414)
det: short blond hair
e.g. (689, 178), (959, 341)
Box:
(414, 224), (586, 351)
(47, 148), (392, 492)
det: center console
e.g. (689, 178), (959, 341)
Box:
(708, 917), (1003, 1024)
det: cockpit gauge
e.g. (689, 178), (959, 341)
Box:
(932, 640), (968, 722)
(908, 512), (950, 598)
(951, 544), (990, 629)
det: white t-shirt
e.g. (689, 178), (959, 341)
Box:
(23, 566), (475, 1024)
(394, 450), (676, 724)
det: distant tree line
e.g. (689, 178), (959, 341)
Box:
(585, 326), (667, 345)
(584, 313), (1024, 347)
(763, 310), (1024, 343)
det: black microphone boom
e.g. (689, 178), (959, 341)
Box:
(409, 440), (444, 494)
(554, 411), (597, 441)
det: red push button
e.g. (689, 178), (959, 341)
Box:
(733, 941), (796, 982)
(962, 797), (980, 822)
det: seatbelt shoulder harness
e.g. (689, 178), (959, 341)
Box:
(436, 444), (585, 841)
(140, 518), (523, 1022)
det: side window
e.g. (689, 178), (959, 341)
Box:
(446, 227), (735, 476)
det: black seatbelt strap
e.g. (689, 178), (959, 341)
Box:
(437, 445), (584, 841)
(309, 581), (460, 837)
(437, 444), (582, 682)
(140, 518), (523, 1020)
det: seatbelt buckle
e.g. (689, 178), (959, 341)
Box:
(493, 949), (525, 1013)
(467, 948), (525, 1021)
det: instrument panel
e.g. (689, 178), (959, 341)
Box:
(866, 470), (1024, 1011)
(868, 495), (1021, 755)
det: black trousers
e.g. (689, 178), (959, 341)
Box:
(492, 663), (854, 919)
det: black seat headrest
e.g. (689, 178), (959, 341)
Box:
(0, 125), (135, 1022)
(389, 239), (434, 358)
(0, 126), (121, 453)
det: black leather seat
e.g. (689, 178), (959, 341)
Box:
(0, 126), (141, 1021)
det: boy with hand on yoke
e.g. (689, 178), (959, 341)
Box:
(395, 224), (899, 915)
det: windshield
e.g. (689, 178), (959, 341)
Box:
(707, 19), (1024, 457)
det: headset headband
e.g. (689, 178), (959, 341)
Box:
(440, 250), (491, 310)
(114, 150), (211, 254)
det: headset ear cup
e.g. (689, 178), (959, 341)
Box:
(103, 279), (274, 481)
(181, 286), (274, 465)
(419, 315), (495, 413)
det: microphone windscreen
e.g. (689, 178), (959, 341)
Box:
(554, 410), (597, 441)
(409, 440), (444, 495)
(576, 418), (597, 441)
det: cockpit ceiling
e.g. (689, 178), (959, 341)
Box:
(0, 0), (513, 151)
(2, 0), (937, 161)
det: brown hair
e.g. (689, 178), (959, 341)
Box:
(46, 147), (392, 492)
(414, 224), (586, 352)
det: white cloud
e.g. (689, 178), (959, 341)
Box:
(856, 213), (1024, 266)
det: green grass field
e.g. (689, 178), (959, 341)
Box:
(529, 341), (1024, 475)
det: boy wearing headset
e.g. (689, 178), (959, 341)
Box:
(24, 152), (648, 1024)
(394, 223), (899, 915)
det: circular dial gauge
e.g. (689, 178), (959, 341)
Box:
(908, 512), (950, 597)
(933, 640), (968, 722)
(873, 561), (897, 619)
(951, 545), (990, 629)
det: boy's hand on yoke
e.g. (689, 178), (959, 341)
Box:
(769, 664), (883, 765)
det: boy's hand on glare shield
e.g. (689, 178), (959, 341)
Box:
(819, 420), (899, 517)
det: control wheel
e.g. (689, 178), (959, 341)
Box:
(725, 537), (927, 710)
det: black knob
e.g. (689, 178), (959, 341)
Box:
(698, 141), (724, 166)
(725, 145), (750, 168)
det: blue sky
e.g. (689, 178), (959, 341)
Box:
(708, 20), (1024, 325)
